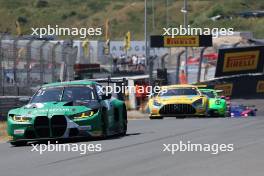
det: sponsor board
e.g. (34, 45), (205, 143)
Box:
(223, 51), (259, 72)
(164, 36), (200, 47)
(150, 35), (212, 48)
(108, 41), (168, 57)
(215, 46), (264, 77)
(214, 83), (233, 96)
(256, 81), (264, 93)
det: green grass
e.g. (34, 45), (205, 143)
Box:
(0, 0), (263, 39)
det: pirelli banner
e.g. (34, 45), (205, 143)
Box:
(150, 35), (213, 48)
(214, 83), (233, 96)
(215, 46), (264, 77)
(256, 80), (264, 93)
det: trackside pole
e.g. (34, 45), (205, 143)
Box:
(197, 47), (207, 83)
(176, 50), (185, 84)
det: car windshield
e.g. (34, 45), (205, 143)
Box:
(30, 86), (96, 103)
(201, 91), (216, 98)
(159, 88), (199, 97)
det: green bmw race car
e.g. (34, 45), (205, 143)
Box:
(7, 80), (127, 146)
(199, 89), (227, 117)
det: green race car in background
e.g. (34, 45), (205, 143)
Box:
(7, 80), (127, 146)
(199, 89), (227, 117)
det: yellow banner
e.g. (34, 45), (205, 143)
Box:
(256, 81), (264, 93)
(223, 51), (259, 72)
(124, 31), (131, 51)
(214, 83), (233, 96)
(164, 36), (199, 47)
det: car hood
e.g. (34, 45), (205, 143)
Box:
(155, 95), (201, 104)
(8, 101), (100, 117)
(209, 98), (225, 107)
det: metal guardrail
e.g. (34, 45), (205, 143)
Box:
(0, 34), (78, 96)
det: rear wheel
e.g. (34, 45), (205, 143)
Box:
(101, 110), (108, 138)
(121, 105), (127, 136)
(10, 141), (27, 147)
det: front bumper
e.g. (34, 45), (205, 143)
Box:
(8, 135), (103, 144)
(150, 103), (207, 117)
(7, 113), (102, 141)
(208, 108), (226, 116)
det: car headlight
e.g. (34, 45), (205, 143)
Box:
(153, 100), (162, 106)
(71, 110), (96, 119)
(193, 98), (203, 107)
(11, 115), (32, 122)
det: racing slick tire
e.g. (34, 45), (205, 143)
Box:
(101, 109), (108, 138)
(120, 105), (127, 136)
(149, 116), (163, 120)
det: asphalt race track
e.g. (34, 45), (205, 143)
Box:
(0, 112), (264, 176)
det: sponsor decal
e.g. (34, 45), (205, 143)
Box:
(214, 84), (233, 96)
(29, 108), (72, 113)
(14, 129), (25, 135)
(223, 51), (259, 72)
(151, 109), (158, 114)
(164, 36), (199, 47)
(256, 81), (264, 93)
(25, 103), (44, 109)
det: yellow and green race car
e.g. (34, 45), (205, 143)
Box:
(148, 85), (208, 119)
